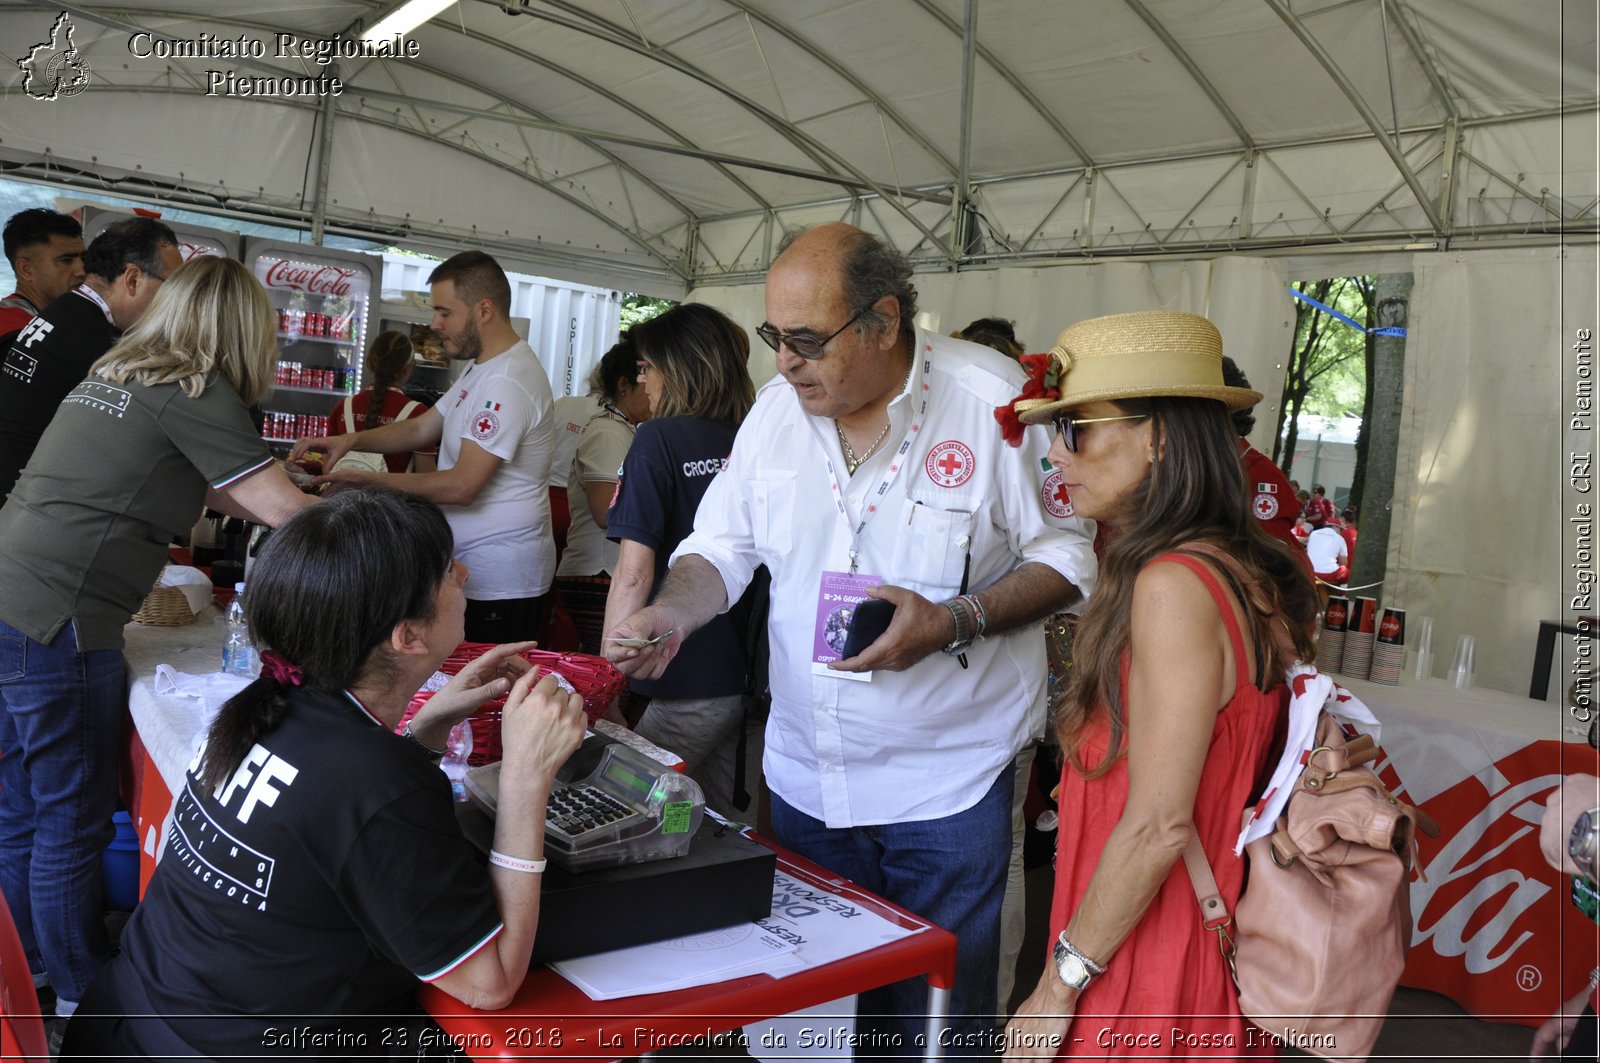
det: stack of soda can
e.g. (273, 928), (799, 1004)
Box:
(1341, 596), (1380, 679)
(1318, 596), (1349, 672)
(1370, 607), (1406, 685)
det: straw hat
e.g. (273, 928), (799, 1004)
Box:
(1015, 310), (1261, 424)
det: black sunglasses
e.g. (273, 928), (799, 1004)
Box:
(755, 308), (863, 360)
(1051, 411), (1148, 453)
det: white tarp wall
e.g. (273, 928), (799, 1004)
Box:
(1392, 247), (1595, 698)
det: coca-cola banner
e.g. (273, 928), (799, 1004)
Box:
(256, 257), (360, 297)
(1350, 676), (1599, 1028)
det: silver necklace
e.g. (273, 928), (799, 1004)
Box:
(836, 417), (891, 474)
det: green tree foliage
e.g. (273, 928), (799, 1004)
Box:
(1275, 277), (1372, 476)
(620, 293), (677, 331)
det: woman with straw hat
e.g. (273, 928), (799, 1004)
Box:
(1002, 311), (1318, 1058)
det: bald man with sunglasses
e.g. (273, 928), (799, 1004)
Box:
(606, 223), (1095, 1053)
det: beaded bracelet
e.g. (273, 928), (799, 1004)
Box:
(489, 850), (547, 874)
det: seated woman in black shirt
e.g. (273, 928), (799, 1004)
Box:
(65, 487), (585, 1059)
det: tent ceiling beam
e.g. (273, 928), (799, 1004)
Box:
(1386, 0), (1461, 121)
(343, 83), (949, 204)
(907, 0), (1095, 168)
(24, 2), (689, 270)
(953, 0), (978, 259)
(0, 151), (686, 286)
(1122, 0), (1255, 150)
(308, 65), (340, 243)
(1265, 0), (1447, 232)
(113, 4), (714, 222)
(420, 9), (774, 212)
(719, 0), (958, 176)
(64, 81), (687, 275)
(518, 0), (951, 251)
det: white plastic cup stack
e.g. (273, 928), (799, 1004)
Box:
(1411, 616), (1434, 681)
(1450, 635), (1476, 690)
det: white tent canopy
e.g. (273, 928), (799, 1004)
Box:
(0, 0), (1595, 697)
(0, 0), (1592, 291)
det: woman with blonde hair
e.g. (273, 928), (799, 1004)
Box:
(1003, 311), (1318, 1058)
(601, 303), (764, 818)
(0, 254), (314, 1028)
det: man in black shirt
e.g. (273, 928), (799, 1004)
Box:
(0, 217), (180, 500)
(0, 208), (84, 336)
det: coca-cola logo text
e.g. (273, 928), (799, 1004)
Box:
(1380, 617), (1402, 638)
(1325, 603), (1347, 628)
(179, 240), (223, 262)
(261, 259), (356, 296)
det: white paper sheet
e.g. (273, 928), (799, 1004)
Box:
(551, 923), (798, 1000)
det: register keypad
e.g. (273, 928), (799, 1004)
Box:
(546, 783), (643, 839)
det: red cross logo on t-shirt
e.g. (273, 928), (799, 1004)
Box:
(924, 441), (975, 488)
(472, 409), (501, 442)
(1041, 470), (1074, 518)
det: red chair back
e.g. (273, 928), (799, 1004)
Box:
(0, 890), (47, 1063)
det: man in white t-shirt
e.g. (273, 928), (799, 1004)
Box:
(1306, 524), (1349, 585)
(295, 251), (556, 642)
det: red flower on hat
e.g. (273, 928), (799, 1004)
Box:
(994, 352), (1060, 447)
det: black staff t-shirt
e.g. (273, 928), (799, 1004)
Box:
(0, 287), (119, 500)
(608, 415), (753, 700)
(73, 685), (502, 1059)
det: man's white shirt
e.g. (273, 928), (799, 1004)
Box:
(676, 328), (1096, 827)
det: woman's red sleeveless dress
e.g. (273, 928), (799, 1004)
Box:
(1049, 553), (1284, 1058)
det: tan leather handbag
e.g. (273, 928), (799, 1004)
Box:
(1184, 701), (1438, 1062)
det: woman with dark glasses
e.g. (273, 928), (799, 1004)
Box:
(1003, 311), (1317, 1059)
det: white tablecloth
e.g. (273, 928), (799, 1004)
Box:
(124, 606), (230, 795)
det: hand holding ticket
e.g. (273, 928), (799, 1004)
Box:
(604, 630), (675, 649)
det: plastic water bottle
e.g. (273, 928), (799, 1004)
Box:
(442, 720), (473, 802)
(223, 582), (258, 676)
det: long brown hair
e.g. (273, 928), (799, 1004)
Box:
(363, 331), (413, 430)
(1057, 397), (1319, 777)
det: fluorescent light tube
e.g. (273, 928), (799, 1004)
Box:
(361, 0), (459, 43)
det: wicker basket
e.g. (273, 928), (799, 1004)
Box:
(398, 642), (627, 766)
(131, 585), (199, 626)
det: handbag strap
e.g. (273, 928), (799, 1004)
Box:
(1182, 832), (1238, 971)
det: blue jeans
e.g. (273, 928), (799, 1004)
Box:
(770, 765), (1012, 1058)
(0, 617), (125, 1011)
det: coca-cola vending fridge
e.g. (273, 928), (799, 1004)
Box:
(80, 207), (241, 263)
(243, 240), (377, 451)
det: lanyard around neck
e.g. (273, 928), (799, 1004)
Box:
(807, 352), (932, 575)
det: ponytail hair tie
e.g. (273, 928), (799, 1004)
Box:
(260, 650), (305, 687)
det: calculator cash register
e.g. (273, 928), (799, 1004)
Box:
(463, 736), (705, 871)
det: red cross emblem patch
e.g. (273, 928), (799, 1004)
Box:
(924, 440), (974, 488)
(1041, 470), (1074, 518)
(472, 409), (501, 441)
(1252, 493), (1279, 520)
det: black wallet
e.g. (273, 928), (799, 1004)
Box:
(840, 598), (896, 660)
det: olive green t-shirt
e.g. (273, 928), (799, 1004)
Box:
(0, 373), (272, 651)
